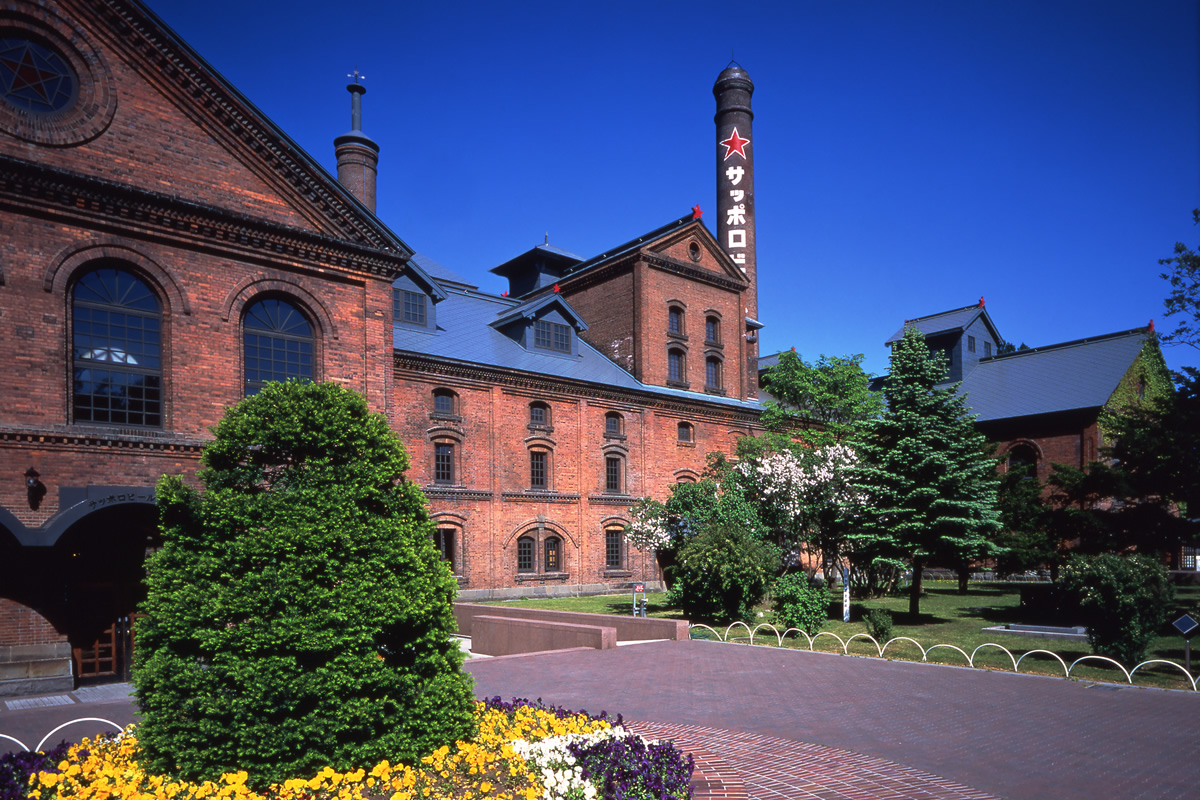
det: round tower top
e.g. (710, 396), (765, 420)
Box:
(713, 61), (754, 95)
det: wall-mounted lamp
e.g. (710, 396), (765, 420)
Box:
(24, 467), (46, 511)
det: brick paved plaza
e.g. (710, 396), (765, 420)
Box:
(3, 638), (1196, 799)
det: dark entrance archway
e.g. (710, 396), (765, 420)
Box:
(53, 503), (159, 684)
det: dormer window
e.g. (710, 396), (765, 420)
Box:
(534, 319), (571, 353)
(398, 290), (427, 325)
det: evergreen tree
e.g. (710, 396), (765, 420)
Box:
(134, 382), (475, 788)
(850, 326), (1001, 615)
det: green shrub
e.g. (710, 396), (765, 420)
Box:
(864, 608), (894, 643)
(134, 382), (476, 788)
(1058, 553), (1174, 665)
(673, 524), (780, 624)
(772, 573), (830, 633)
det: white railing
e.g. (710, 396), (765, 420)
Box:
(689, 623), (1200, 691)
(0, 717), (124, 753)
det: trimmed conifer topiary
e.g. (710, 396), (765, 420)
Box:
(133, 381), (475, 788)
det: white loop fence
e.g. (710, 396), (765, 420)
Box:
(0, 717), (124, 754)
(690, 622), (1200, 691)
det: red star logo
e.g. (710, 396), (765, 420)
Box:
(692, 205), (703, 219)
(719, 128), (750, 161)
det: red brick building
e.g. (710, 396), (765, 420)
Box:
(0, 0), (767, 693)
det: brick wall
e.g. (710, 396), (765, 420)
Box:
(394, 367), (760, 596)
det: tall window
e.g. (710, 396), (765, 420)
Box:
(517, 536), (535, 572)
(605, 456), (622, 493)
(984, 341), (992, 357)
(705, 357), (722, 390)
(534, 320), (571, 353)
(72, 267), (162, 427)
(434, 443), (455, 484)
(243, 297), (313, 396)
(530, 450), (548, 489)
(668, 307), (683, 335)
(396, 289), (426, 325)
(968, 335), (976, 353)
(605, 529), (623, 570)
(705, 316), (720, 344)
(433, 528), (456, 573)
(544, 537), (561, 572)
(668, 349), (685, 383)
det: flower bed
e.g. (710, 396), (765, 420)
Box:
(20, 698), (692, 800)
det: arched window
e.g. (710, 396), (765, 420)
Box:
(1006, 444), (1039, 479)
(529, 401), (551, 428)
(72, 267), (163, 427)
(667, 306), (684, 336)
(605, 455), (623, 493)
(544, 536), (561, 572)
(705, 316), (720, 344)
(705, 357), (722, 391)
(668, 348), (686, 384)
(677, 422), (694, 443)
(243, 297), (313, 396)
(433, 527), (457, 573)
(605, 527), (624, 570)
(432, 388), (459, 416)
(517, 536), (535, 573)
(604, 411), (623, 436)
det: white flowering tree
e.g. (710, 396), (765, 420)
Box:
(732, 442), (863, 579)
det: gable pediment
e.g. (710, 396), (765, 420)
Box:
(4, 0), (409, 259)
(645, 220), (749, 289)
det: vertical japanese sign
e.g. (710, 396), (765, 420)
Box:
(719, 127), (751, 271)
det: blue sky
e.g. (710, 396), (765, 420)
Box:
(145, 0), (1199, 379)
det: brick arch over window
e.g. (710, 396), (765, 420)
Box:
(1002, 440), (1043, 475)
(221, 275), (337, 339)
(45, 240), (190, 315)
(502, 517), (578, 551)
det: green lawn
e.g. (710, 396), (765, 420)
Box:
(478, 582), (1200, 691)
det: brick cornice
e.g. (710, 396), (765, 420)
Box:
(0, 155), (405, 281)
(0, 424), (205, 453)
(89, 0), (403, 252)
(641, 253), (747, 292)
(394, 354), (763, 426)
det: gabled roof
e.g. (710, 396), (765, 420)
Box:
(411, 253), (475, 291)
(959, 328), (1150, 422)
(393, 287), (763, 411)
(886, 304), (1001, 345)
(124, 0), (413, 256)
(395, 255), (448, 303)
(490, 293), (589, 332)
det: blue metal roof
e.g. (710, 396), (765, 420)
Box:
(957, 329), (1149, 422)
(411, 252), (476, 290)
(393, 286), (764, 411)
(886, 304), (1000, 345)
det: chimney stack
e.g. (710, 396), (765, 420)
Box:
(334, 75), (379, 213)
(713, 62), (758, 400)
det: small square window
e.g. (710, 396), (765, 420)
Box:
(530, 404), (547, 425)
(534, 320), (571, 353)
(433, 391), (456, 414)
(605, 413), (622, 435)
(677, 422), (693, 443)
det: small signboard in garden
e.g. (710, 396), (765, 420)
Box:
(632, 584), (647, 617)
(1173, 613), (1198, 674)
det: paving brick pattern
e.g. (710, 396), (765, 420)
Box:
(467, 638), (1200, 799)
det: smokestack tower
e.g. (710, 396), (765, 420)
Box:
(334, 73), (379, 213)
(713, 62), (758, 399)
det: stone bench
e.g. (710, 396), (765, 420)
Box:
(454, 603), (688, 644)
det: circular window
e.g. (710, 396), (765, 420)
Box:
(0, 38), (77, 113)
(688, 241), (702, 262)
(0, 5), (117, 146)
